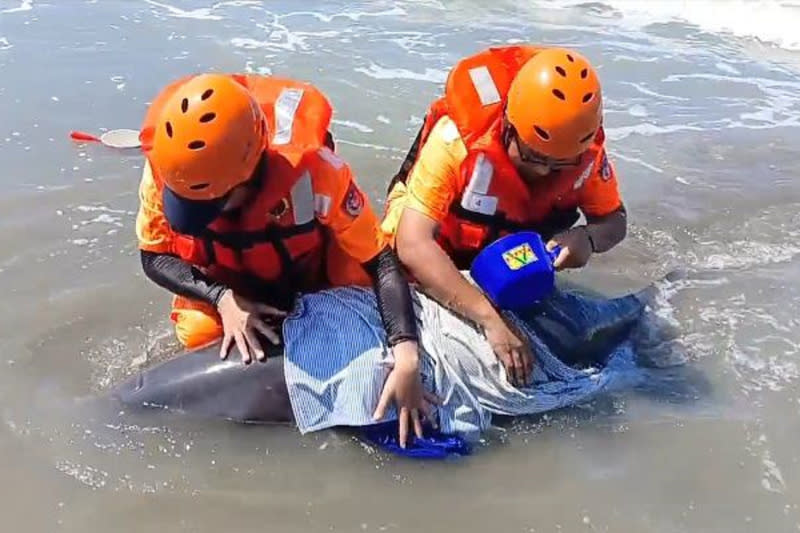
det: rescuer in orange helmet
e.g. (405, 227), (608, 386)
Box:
(382, 46), (628, 387)
(136, 73), (438, 447)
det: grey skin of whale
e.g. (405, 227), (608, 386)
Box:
(112, 341), (294, 424)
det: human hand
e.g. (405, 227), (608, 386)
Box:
(373, 341), (442, 448)
(547, 226), (594, 270)
(216, 289), (286, 364)
(483, 314), (533, 387)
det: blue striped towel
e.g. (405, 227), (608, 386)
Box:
(282, 284), (647, 441)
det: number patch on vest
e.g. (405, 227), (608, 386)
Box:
(343, 182), (364, 217)
(462, 193), (498, 215)
(502, 242), (538, 271)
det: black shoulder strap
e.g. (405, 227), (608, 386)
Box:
(387, 122), (426, 194)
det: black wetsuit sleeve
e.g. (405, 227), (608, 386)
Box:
(362, 246), (419, 347)
(140, 250), (228, 306)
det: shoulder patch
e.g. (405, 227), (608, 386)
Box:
(342, 181), (364, 217)
(317, 146), (345, 170)
(600, 153), (612, 181)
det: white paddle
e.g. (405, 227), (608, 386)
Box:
(69, 128), (141, 149)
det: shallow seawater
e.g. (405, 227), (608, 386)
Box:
(1, 1), (799, 531)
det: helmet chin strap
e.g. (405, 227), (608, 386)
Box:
(220, 152), (269, 217)
(500, 111), (515, 151)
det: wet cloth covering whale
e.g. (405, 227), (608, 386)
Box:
(283, 281), (651, 441)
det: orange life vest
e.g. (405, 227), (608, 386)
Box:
(141, 74), (335, 300)
(391, 46), (605, 266)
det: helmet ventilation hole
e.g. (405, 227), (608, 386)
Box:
(165, 121), (173, 138)
(555, 66), (566, 77)
(201, 89), (214, 100)
(566, 54), (574, 63)
(580, 68), (588, 79)
(552, 89), (566, 101)
(181, 98), (189, 113)
(189, 183), (210, 190)
(188, 140), (206, 150)
(534, 126), (550, 141)
(582, 92), (594, 103)
(199, 112), (216, 123)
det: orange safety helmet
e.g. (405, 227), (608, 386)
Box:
(145, 73), (268, 201)
(506, 47), (602, 160)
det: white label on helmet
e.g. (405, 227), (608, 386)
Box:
(469, 66), (501, 107)
(291, 171), (314, 224)
(273, 88), (304, 145)
(461, 153), (497, 215)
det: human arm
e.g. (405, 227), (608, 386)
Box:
(586, 206), (627, 252)
(140, 250), (227, 305)
(547, 207), (627, 269)
(548, 148), (627, 269)
(315, 149), (439, 446)
(362, 246), (441, 445)
(135, 162), (283, 363)
(395, 209), (532, 386)
(391, 118), (533, 386)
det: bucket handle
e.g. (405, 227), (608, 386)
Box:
(547, 244), (562, 265)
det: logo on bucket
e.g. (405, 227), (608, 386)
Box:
(502, 242), (538, 271)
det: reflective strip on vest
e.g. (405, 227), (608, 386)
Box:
(314, 194), (331, 217)
(460, 153), (498, 216)
(273, 88), (305, 145)
(317, 146), (345, 170)
(572, 161), (595, 190)
(468, 66), (501, 107)
(291, 171), (315, 224)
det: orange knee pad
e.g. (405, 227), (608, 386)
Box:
(170, 297), (224, 349)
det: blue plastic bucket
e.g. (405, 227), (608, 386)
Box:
(469, 232), (561, 311)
